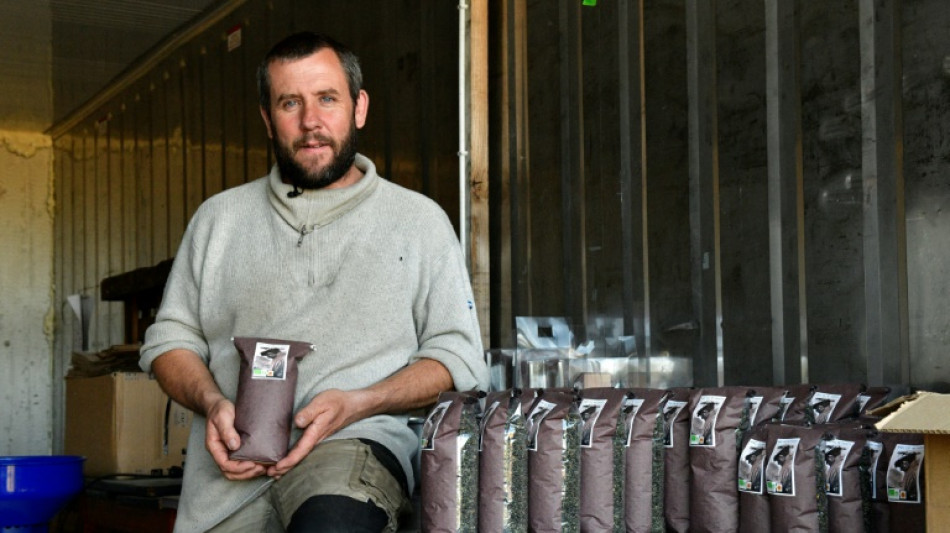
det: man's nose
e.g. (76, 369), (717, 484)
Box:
(300, 102), (322, 131)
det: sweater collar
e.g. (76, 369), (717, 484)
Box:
(267, 153), (380, 231)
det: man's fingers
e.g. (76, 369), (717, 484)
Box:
(207, 434), (232, 465)
(269, 415), (335, 477)
(266, 390), (354, 478)
(208, 433), (266, 480)
(273, 421), (322, 474)
(219, 427), (241, 451)
(205, 410), (265, 480)
(207, 399), (241, 451)
(220, 460), (266, 480)
(294, 401), (323, 428)
(293, 389), (346, 428)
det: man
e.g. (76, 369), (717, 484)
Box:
(140, 32), (489, 532)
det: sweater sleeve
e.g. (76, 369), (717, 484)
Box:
(139, 213), (211, 373)
(409, 238), (489, 393)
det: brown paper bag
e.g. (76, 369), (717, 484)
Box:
(478, 388), (528, 533)
(420, 391), (482, 533)
(229, 337), (312, 464)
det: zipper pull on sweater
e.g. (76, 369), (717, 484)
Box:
(297, 224), (312, 247)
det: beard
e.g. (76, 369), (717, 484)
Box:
(272, 119), (359, 191)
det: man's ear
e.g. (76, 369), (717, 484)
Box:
(354, 90), (369, 129)
(260, 106), (274, 139)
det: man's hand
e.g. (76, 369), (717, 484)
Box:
(152, 349), (267, 480)
(265, 358), (454, 478)
(205, 396), (267, 480)
(266, 388), (362, 477)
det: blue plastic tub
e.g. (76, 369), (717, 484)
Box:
(0, 456), (85, 531)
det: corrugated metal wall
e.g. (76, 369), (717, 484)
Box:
(51, 0), (950, 453)
(490, 0), (950, 391)
(50, 0), (463, 450)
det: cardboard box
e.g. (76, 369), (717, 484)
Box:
(873, 391), (950, 531)
(65, 372), (192, 477)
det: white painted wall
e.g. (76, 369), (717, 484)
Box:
(0, 0), (53, 456)
(0, 132), (54, 454)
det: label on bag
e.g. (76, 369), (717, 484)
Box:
(865, 441), (884, 498)
(766, 438), (800, 496)
(662, 400), (687, 448)
(578, 398), (607, 448)
(823, 438), (855, 497)
(886, 443), (925, 504)
(738, 439), (767, 494)
(252, 342), (290, 380)
(689, 395), (726, 447)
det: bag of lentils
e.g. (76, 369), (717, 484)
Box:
(856, 386), (891, 416)
(744, 387), (788, 428)
(779, 384), (818, 423)
(662, 387), (693, 532)
(622, 387), (670, 533)
(687, 386), (754, 533)
(478, 388), (528, 533)
(230, 337), (313, 464)
(765, 423), (829, 532)
(805, 384), (866, 424)
(866, 430), (925, 532)
(822, 424), (872, 533)
(576, 387), (628, 532)
(738, 422), (773, 533)
(525, 389), (583, 533)
(420, 391), (482, 533)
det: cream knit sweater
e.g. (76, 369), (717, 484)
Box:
(140, 154), (488, 532)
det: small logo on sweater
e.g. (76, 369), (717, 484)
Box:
(467, 300), (474, 310)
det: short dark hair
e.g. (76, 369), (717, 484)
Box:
(257, 32), (363, 111)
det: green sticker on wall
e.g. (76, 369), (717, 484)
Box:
(583, 0), (597, 5)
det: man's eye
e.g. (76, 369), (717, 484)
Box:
(320, 95), (336, 103)
(282, 100), (299, 109)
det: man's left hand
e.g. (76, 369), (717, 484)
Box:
(266, 388), (366, 478)
(265, 358), (453, 478)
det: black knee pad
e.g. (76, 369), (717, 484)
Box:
(287, 494), (389, 533)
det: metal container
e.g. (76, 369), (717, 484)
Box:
(518, 349), (573, 389)
(627, 356), (694, 389)
(485, 349), (516, 392)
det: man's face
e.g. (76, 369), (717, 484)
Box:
(261, 48), (369, 190)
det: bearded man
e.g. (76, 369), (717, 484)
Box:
(140, 32), (488, 533)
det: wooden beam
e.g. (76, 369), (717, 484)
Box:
(467, 0), (491, 348)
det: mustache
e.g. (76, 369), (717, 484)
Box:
(292, 134), (335, 151)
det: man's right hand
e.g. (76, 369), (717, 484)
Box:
(205, 396), (267, 480)
(151, 349), (267, 480)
